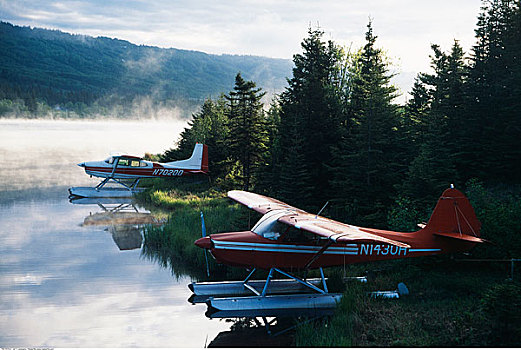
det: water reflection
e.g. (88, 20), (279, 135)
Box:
(71, 198), (162, 251)
(0, 119), (231, 347)
(141, 234), (216, 280)
(204, 307), (334, 347)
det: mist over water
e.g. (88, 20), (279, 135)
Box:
(0, 118), (231, 347)
(0, 118), (186, 194)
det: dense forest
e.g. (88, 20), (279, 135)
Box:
(0, 21), (292, 118)
(163, 0), (521, 258)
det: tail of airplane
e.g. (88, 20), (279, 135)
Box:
(165, 143), (209, 173)
(421, 187), (484, 243)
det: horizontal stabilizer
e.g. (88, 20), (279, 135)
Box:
(433, 232), (488, 243)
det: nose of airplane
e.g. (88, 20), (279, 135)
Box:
(195, 236), (212, 249)
(77, 162), (85, 167)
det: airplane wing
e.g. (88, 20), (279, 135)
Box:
(228, 190), (410, 248)
(227, 190), (304, 215)
(277, 213), (410, 248)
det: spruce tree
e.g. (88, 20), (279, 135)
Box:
(273, 27), (344, 209)
(330, 21), (402, 226)
(466, 0), (521, 183)
(162, 96), (229, 180)
(225, 73), (267, 190)
(401, 43), (466, 205)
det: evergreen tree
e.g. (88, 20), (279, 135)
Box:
(400, 77), (430, 164)
(466, 0), (521, 183)
(273, 27), (344, 209)
(330, 21), (402, 226)
(401, 43), (466, 205)
(162, 96), (229, 180)
(255, 100), (283, 195)
(224, 73), (267, 190)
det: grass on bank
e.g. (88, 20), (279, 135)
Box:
(137, 178), (255, 280)
(296, 258), (521, 347)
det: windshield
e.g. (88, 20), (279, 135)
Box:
(252, 210), (289, 240)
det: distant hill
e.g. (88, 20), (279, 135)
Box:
(0, 22), (292, 117)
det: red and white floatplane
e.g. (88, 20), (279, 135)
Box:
(189, 187), (487, 313)
(69, 143), (208, 198)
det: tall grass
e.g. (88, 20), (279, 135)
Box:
(295, 282), (367, 347)
(139, 187), (251, 280)
(296, 257), (518, 347)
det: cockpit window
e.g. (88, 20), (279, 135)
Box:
(118, 158), (129, 166)
(130, 160), (140, 167)
(252, 211), (289, 240)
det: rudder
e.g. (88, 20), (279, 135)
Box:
(424, 188), (482, 240)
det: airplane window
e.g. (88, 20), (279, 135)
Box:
(140, 161), (148, 167)
(105, 157), (114, 164)
(130, 160), (140, 167)
(118, 159), (129, 166)
(252, 211), (287, 240)
(282, 226), (315, 243)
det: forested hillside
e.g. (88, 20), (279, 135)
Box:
(0, 21), (292, 118)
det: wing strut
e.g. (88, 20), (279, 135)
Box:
(304, 240), (334, 270)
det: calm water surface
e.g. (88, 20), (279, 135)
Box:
(0, 119), (232, 347)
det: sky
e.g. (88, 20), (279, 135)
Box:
(0, 0), (483, 98)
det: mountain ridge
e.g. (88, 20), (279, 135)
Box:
(0, 21), (292, 116)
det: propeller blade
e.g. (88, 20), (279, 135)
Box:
(201, 211), (207, 237)
(201, 211), (210, 277)
(204, 250), (210, 277)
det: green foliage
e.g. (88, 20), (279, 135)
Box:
(295, 282), (367, 347)
(400, 41), (466, 206)
(329, 21), (403, 227)
(465, 179), (521, 258)
(224, 73), (268, 190)
(271, 27), (345, 209)
(480, 281), (521, 345)
(139, 188), (248, 280)
(162, 74), (270, 189)
(387, 195), (423, 232)
(465, 0), (521, 183)
(162, 96), (230, 179)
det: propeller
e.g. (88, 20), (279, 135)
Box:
(201, 211), (210, 277)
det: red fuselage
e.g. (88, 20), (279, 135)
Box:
(196, 229), (476, 270)
(82, 161), (205, 179)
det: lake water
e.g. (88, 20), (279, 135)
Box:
(0, 119), (233, 347)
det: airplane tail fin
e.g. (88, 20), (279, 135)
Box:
(422, 187), (485, 243)
(165, 143), (209, 173)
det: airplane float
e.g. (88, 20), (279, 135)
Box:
(69, 143), (208, 198)
(190, 186), (486, 312)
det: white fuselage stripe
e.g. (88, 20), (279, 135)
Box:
(408, 248), (441, 252)
(212, 240), (441, 256)
(213, 240), (357, 250)
(213, 244), (359, 255)
(213, 240), (357, 255)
